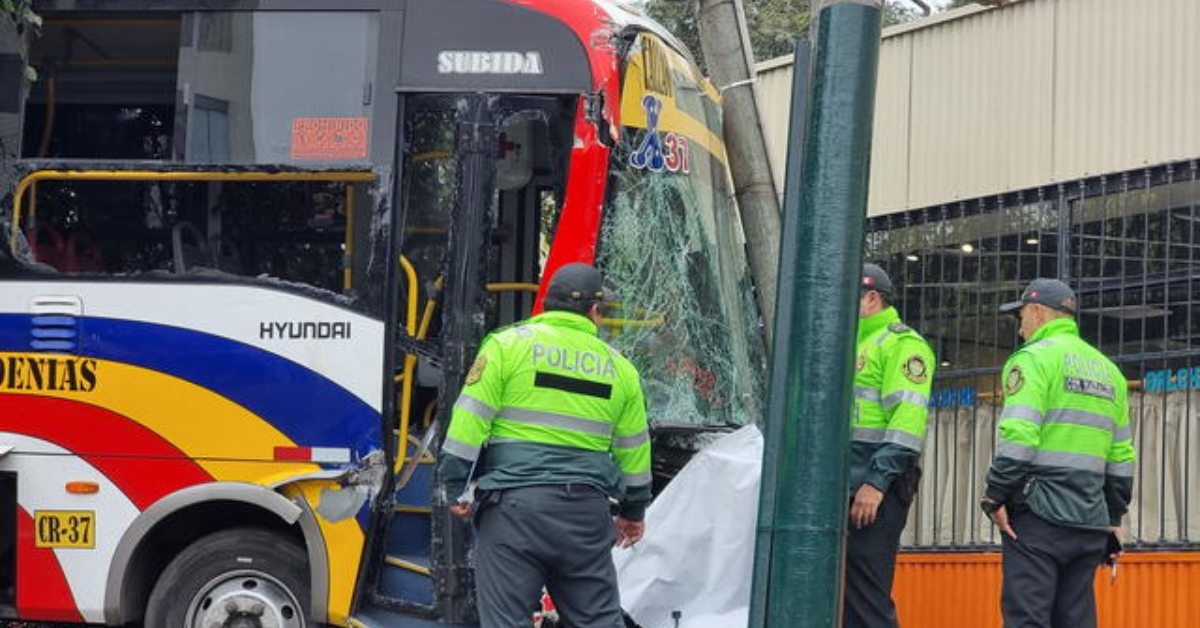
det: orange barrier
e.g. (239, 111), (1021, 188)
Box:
(894, 550), (1200, 627)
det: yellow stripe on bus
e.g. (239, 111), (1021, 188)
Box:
(619, 34), (729, 165)
(0, 352), (318, 483)
(283, 481), (367, 626)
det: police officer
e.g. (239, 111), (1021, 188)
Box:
(845, 263), (935, 628)
(436, 263), (651, 628)
(982, 278), (1136, 628)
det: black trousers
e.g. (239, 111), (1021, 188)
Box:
(844, 487), (912, 628)
(1000, 510), (1108, 628)
(474, 484), (624, 628)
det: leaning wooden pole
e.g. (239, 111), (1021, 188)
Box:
(696, 0), (782, 344)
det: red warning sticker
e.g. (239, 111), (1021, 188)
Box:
(291, 117), (369, 160)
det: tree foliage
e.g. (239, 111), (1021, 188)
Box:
(646, 0), (923, 70)
(2, 0), (42, 81)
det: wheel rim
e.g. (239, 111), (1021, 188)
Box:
(185, 569), (305, 628)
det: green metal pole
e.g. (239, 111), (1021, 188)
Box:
(747, 41), (810, 628)
(749, 2), (883, 627)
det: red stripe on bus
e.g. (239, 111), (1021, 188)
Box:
(0, 394), (213, 509)
(15, 507), (84, 623)
(273, 446), (313, 461)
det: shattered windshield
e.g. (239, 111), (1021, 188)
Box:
(596, 34), (766, 427)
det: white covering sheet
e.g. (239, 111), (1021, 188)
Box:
(614, 425), (763, 628)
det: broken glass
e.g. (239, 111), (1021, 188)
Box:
(598, 146), (766, 427)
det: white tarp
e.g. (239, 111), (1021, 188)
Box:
(614, 425), (763, 628)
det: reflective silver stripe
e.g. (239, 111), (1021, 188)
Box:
(1113, 424), (1132, 442)
(996, 440), (1036, 461)
(882, 429), (924, 451)
(874, 331), (893, 346)
(455, 394), (498, 420)
(999, 404), (1044, 425)
(613, 431), (650, 449)
(441, 436), (481, 462)
(852, 427), (884, 443)
(882, 389), (929, 410)
(1106, 461), (1135, 478)
(1032, 450), (1106, 474)
(497, 407), (612, 437)
(488, 436), (522, 445)
(624, 470), (653, 487)
(1045, 408), (1114, 433)
(854, 386), (881, 402)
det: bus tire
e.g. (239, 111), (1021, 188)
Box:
(145, 527), (310, 628)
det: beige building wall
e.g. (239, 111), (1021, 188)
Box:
(755, 0), (1200, 217)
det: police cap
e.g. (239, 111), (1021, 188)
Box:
(999, 278), (1077, 315)
(545, 263), (611, 308)
(861, 263), (895, 296)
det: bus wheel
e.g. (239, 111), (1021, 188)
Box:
(146, 527), (309, 628)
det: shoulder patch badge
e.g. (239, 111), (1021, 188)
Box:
(888, 322), (911, 334)
(466, 355), (488, 386)
(856, 352), (867, 372)
(1005, 365), (1024, 396)
(902, 355), (928, 384)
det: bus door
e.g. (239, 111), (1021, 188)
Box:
(373, 91), (576, 623)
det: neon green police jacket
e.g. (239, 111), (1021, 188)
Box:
(986, 317), (1136, 530)
(436, 310), (653, 520)
(851, 307), (935, 494)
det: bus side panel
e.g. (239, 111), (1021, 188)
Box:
(0, 281), (385, 622)
(894, 551), (1200, 627)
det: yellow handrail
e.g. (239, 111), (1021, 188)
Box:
(418, 276), (444, 340)
(421, 400), (437, 431)
(600, 315), (667, 329)
(395, 255), (420, 475)
(412, 150), (451, 164)
(486, 282), (539, 293)
(485, 282), (665, 327)
(598, 302), (667, 331)
(342, 183), (355, 291)
(385, 555), (431, 576)
(9, 169), (376, 252)
(393, 278), (575, 475)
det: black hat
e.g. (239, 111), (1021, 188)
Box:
(861, 263), (895, 296)
(545, 263), (611, 307)
(999, 278), (1077, 315)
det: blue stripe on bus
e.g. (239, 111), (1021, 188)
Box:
(0, 314), (383, 458)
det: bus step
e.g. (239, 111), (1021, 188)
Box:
(395, 463), (433, 504)
(387, 508), (432, 557)
(349, 603), (478, 628)
(379, 554), (434, 606)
